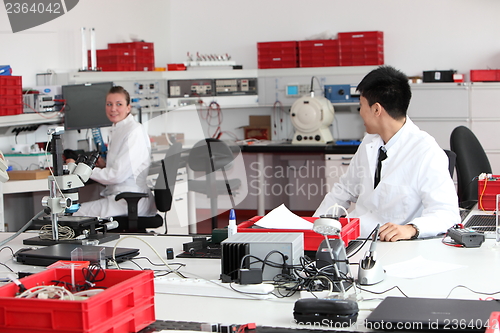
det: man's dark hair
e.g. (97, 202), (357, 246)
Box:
(357, 65), (411, 120)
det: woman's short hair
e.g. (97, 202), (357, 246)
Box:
(108, 86), (131, 106)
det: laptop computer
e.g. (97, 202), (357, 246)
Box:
(462, 211), (498, 239)
(365, 297), (500, 331)
(15, 243), (140, 267)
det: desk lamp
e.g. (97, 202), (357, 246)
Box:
(313, 204), (350, 296)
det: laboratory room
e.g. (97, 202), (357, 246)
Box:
(0, 0), (500, 332)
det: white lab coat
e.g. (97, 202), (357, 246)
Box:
(314, 117), (460, 238)
(74, 114), (156, 218)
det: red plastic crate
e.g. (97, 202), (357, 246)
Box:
(339, 31), (384, 66)
(0, 105), (22, 116)
(0, 268), (155, 333)
(108, 42), (154, 50)
(485, 312), (500, 333)
(257, 41), (298, 69)
(470, 69), (500, 82)
(167, 63), (187, 71)
(298, 39), (340, 67)
(237, 216), (360, 251)
(0, 95), (22, 105)
(135, 63), (155, 71)
(0, 75), (22, 86)
(478, 175), (500, 211)
(99, 63), (137, 72)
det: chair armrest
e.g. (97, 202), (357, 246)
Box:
(115, 192), (148, 201)
(115, 192), (148, 232)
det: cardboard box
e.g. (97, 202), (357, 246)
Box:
(7, 169), (50, 180)
(242, 115), (272, 140)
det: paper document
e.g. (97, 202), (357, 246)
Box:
(384, 256), (466, 279)
(254, 204), (313, 229)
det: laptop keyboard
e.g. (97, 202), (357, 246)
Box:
(464, 214), (497, 232)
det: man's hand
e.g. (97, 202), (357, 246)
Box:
(379, 223), (417, 242)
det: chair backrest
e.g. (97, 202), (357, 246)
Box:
(450, 126), (492, 208)
(188, 138), (236, 173)
(443, 149), (456, 178)
(154, 142), (183, 212)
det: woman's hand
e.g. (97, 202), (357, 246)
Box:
(95, 156), (106, 168)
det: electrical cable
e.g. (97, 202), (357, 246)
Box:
(445, 285), (500, 299)
(111, 235), (184, 278)
(39, 224), (75, 240)
(355, 283), (409, 298)
(0, 209), (44, 248)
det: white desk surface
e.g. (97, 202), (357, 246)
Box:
(0, 232), (499, 332)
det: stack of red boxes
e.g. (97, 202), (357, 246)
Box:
(257, 41), (298, 69)
(338, 31), (384, 66)
(89, 42), (155, 71)
(298, 39), (340, 67)
(0, 74), (22, 116)
(257, 31), (384, 69)
(108, 42), (155, 71)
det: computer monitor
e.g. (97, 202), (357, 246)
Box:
(62, 82), (113, 131)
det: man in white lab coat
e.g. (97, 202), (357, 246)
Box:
(314, 66), (460, 241)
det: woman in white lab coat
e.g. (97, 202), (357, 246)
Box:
(73, 86), (156, 219)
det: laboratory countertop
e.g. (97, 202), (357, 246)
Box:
(239, 141), (359, 154)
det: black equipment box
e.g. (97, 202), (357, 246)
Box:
(423, 70), (456, 82)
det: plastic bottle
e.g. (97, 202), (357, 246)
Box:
(228, 209), (237, 237)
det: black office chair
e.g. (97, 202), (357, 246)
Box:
(444, 149), (456, 178)
(450, 126), (492, 209)
(188, 138), (241, 230)
(113, 142), (183, 232)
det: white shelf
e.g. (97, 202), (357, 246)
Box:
(0, 112), (62, 128)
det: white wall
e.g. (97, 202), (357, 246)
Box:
(1, 0), (500, 151)
(1, 0), (500, 86)
(0, 0), (171, 87)
(168, 0), (500, 77)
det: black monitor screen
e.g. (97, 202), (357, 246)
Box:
(62, 82), (113, 131)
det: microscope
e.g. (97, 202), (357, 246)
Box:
(23, 127), (120, 246)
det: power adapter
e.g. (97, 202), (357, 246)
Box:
(238, 268), (263, 285)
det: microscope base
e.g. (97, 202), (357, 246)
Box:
(23, 233), (120, 246)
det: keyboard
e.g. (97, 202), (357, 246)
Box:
(464, 214), (497, 232)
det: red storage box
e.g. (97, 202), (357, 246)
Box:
(99, 64), (137, 72)
(470, 69), (500, 82)
(0, 75), (22, 87)
(167, 63), (187, 71)
(0, 268), (155, 333)
(478, 175), (500, 211)
(257, 41), (298, 69)
(0, 105), (22, 116)
(339, 31), (384, 66)
(135, 63), (155, 71)
(237, 216), (360, 251)
(485, 312), (500, 333)
(0, 95), (22, 106)
(108, 42), (154, 50)
(298, 39), (340, 67)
